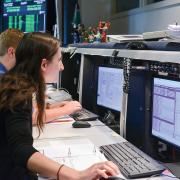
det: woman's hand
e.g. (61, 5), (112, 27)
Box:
(60, 100), (82, 115)
(49, 100), (82, 114)
(58, 161), (120, 180)
(79, 161), (120, 180)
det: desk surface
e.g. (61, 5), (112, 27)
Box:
(33, 120), (125, 147)
(33, 120), (179, 180)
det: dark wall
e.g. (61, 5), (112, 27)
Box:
(46, 0), (56, 34)
(63, 0), (78, 46)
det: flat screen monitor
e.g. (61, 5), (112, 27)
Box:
(152, 77), (180, 148)
(2, 0), (46, 32)
(97, 66), (124, 112)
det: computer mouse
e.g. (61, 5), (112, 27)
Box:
(100, 177), (124, 180)
(72, 121), (91, 128)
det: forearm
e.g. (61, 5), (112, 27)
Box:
(45, 107), (70, 122)
(32, 107), (67, 124)
(32, 101), (82, 124)
(46, 101), (67, 109)
(27, 152), (81, 180)
(45, 101), (82, 121)
(27, 152), (60, 179)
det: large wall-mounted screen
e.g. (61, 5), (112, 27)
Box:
(2, 0), (46, 32)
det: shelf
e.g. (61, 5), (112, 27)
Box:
(117, 49), (180, 64)
(62, 47), (180, 64)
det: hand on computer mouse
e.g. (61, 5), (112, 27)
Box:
(79, 161), (120, 180)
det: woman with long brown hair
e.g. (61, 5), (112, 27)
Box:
(0, 32), (119, 180)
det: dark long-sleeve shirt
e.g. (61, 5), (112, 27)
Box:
(0, 101), (38, 180)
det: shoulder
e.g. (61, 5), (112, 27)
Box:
(0, 63), (7, 74)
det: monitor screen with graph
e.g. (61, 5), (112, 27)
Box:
(152, 76), (180, 148)
(97, 66), (124, 112)
(2, 0), (47, 32)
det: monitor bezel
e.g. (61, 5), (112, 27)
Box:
(151, 74), (180, 148)
(96, 64), (124, 113)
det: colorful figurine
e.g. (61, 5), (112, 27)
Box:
(77, 24), (85, 43)
(94, 27), (101, 43)
(98, 21), (111, 42)
(71, 19), (110, 43)
(88, 27), (95, 43)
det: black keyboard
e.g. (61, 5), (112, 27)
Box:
(100, 142), (165, 179)
(70, 108), (98, 121)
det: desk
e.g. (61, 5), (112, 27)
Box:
(33, 120), (125, 146)
(62, 45), (180, 134)
(33, 120), (178, 180)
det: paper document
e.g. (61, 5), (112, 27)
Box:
(34, 137), (106, 170)
(48, 115), (74, 124)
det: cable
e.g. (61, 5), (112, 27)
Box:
(91, 125), (106, 127)
(123, 58), (132, 93)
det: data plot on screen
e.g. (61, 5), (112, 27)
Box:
(97, 67), (124, 112)
(152, 78), (180, 147)
(2, 0), (46, 32)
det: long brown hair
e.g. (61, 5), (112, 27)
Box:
(0, 32), (60, 133)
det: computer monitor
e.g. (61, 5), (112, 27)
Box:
(97, 66), (124, 112)
(2, 0), (47, 32)
(151, 76), (180, 148)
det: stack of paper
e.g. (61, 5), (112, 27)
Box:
(107, 34), (143, 42)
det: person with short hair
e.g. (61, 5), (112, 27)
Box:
(0, 28), (24, 74)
